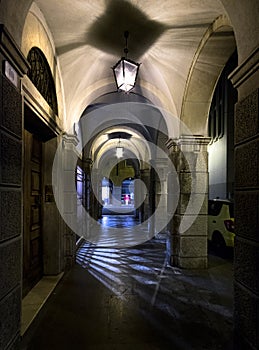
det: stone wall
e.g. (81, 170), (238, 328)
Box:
(0, 25), (29, 350)
(230, 48), (259, 350)
(233, 89), (259, 350)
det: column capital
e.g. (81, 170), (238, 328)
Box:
(62, 132), (79, 149)
(149, 158), (168, 167)
(149, 158), (169, 182)
(167, 135), (211, 147)
(167, 135), (211, 153)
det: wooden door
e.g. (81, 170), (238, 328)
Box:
(23, 130), (43, 296)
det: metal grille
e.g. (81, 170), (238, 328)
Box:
(27, 47), (58, 116)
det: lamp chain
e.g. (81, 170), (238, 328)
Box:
(124, 30), (129, 58)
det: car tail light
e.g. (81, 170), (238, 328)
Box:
(224, 219), (235, 233)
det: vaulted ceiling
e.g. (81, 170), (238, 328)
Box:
(31, 0), (235, 134)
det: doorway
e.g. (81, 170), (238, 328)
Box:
(23, 130), (43, 296)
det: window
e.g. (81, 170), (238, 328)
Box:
(27, 47), (58, 115)
(208, 79), (224, 142)
(76, 166), (85, 200)
(208, 51), (237, 143)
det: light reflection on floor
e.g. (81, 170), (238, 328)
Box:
(76, 239), (166, 302)
(76, 217), (234, 349)
(77, 241), (233, 317)
(99, 214), (139, 228)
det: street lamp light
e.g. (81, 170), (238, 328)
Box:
(112, 31), (140, 93)
(116, 137), (124, 158)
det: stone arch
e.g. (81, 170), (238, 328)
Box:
(91, 128), (151, 169)
(77, 91), (169, 160)
(21, 2), (65, 124)
(181, 15), (236, 136)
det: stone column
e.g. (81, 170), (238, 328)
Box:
(91, 168), (102, 220)
(0, 25), (29, 349)
(229, 48), (259, 350)
(167, 135), (210, 269)
(152, 158), (168, 236)
(139, 169), (150, 222)
(82, 158), (93, 212)
(133, 172), (141, 218)
(82, 158), (92, 237)
(61, 133), (79, 269)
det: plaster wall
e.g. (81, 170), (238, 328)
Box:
(221, 0), (259, 63)
(0, 0), (32, 45)
(21, 3), (65, 127)
(208, 137), (227, 199)
(181, 15), (236, 136)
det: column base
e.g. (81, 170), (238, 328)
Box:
(172, 256), (208, 269)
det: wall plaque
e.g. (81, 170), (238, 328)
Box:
(4, 60), (19, 88)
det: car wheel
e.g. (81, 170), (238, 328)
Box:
(212, 231), (226, 255)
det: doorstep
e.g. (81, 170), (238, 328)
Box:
(21, 272), (64, 336)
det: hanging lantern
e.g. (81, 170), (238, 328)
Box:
(112, 31), (140, 93)
(116, 137), (124, 158)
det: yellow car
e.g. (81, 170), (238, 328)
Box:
(208, 199), (235, 250)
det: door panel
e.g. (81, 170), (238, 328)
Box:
(23, 130), (43, 297)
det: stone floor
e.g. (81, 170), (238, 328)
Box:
(20, 215), (234, 350)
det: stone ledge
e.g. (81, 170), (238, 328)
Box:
(229, 47), (259, 89)
(0, 24), (29, 77)
(21, 272), (64, 336)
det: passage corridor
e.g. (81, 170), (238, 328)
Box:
(20, 216), (234, 350)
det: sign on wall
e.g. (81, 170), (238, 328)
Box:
(4, 60), (19, 88)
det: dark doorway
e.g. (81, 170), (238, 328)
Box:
(23, 129), (43, 297)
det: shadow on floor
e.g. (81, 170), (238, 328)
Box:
(20, 237), (233, 350)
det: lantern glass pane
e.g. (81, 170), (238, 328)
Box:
(113, 58), (139, 92)
(116, 146), (124, 158)
(123, 60), (138, 92)
(114, 60), (125, 90)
